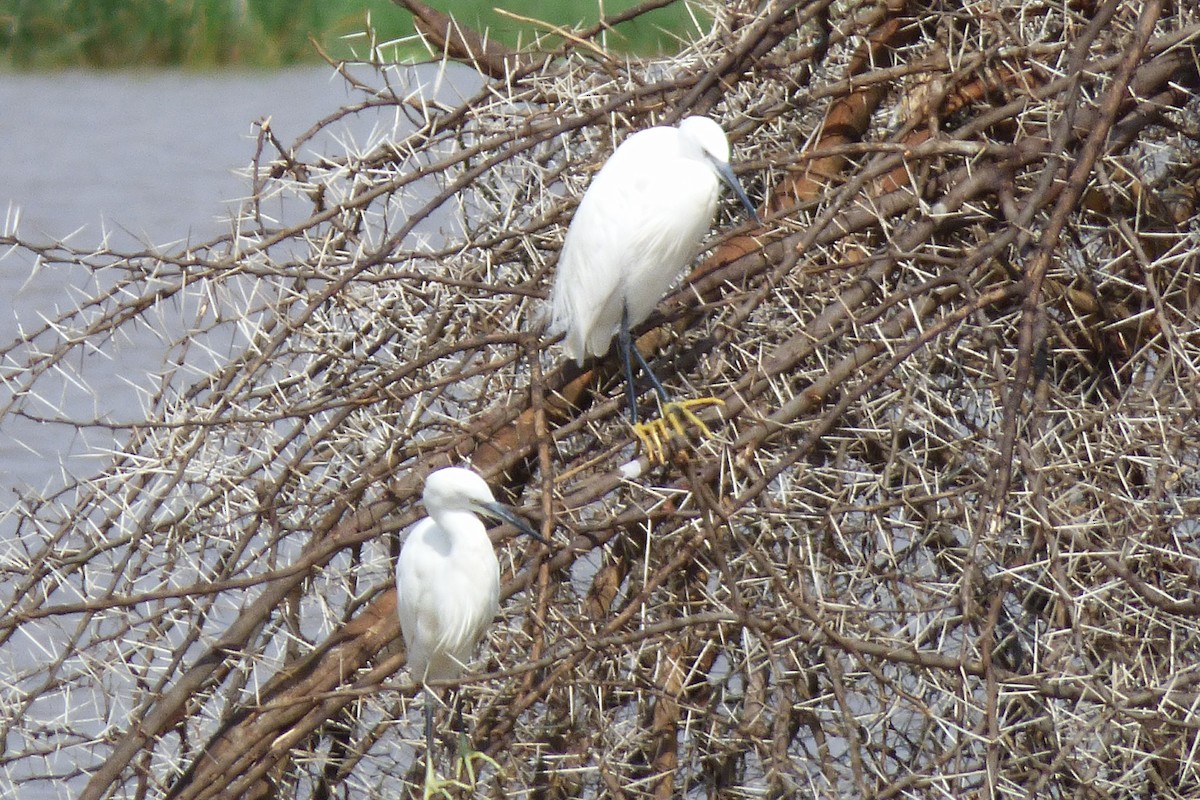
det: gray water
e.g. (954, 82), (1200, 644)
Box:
(0, 68), (359, 249)
(0, 65), (474, 497)
(0, 69), (348, 496)
(0, 64), (480, 799)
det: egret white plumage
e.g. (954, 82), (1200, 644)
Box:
(549, 115), (760, 462)
(396, 466), (544, 799)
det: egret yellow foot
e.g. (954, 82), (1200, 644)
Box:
(632, 397), (725, 463)
(453, 733), (502, 787)
(423, 754), (468, 800)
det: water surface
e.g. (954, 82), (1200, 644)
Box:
(0, 64), (479, 799)
(0, 65), (473, 496)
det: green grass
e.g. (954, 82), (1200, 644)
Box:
(0, 0), (702, 69)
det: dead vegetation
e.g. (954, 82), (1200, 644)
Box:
(2, 0), (1200, 798)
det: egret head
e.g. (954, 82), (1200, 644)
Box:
(678, 116), (732, 164)
(423, 467), (545, 542)
(678, 116), (761, 225)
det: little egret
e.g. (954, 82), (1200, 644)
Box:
(396, 466), (544, 799)
(549, 115), (759, 462)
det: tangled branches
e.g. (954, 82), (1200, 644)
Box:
(2, 1), (1200, 798)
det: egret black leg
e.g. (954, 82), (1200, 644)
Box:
(421, 687), (462, 800)
(631, 340), (670, 406)
(425, 688), (435, 761)
(618, 306), (641, 425)
(450, 689), (501, 787)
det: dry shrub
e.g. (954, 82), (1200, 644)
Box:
(2, 1), (1200, 798)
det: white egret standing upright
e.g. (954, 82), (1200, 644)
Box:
(549, 115), (760, 462)
(396, 466), (544, 799)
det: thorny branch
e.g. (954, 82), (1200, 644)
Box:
(2, 1), (1200, 799)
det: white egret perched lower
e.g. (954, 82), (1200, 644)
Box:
(396, 466), (544, 799)
(549, 115), (760, 463)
